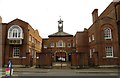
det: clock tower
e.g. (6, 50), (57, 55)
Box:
(58, 17), (63, 32)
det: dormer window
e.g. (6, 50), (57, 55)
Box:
(8, 25), (23, 39)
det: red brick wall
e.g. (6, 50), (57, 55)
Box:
(2, 19), (42, 66)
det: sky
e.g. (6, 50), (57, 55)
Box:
(0, 0), (113, 38)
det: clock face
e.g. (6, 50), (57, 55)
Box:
(59, 24), (62, 27)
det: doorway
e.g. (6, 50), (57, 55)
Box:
(55, 52), (66, 62)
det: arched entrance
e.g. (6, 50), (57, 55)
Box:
(54, 50), (67, 62)
(56, 52), (66, 62)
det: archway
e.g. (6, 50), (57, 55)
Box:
(54, 50), (67, 62)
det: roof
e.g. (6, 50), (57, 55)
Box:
(8, 18), (29, 25)
(48, 31), (73, 37)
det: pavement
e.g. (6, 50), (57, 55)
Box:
(1, 67), (119, 73)
(0, 67), (120, 77)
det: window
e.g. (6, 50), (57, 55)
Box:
(105, 46), (113, 57)
(56, 40), (65, 47)
(89, 37), (91, 42)
(8, 25), (23, 39)
(32, 37), (34, 43)
(35, 39), (37, 44)
(104, 28), (112, 40)
(73, 43), (75, 47)
(44, 45), (47, 48)
(32, 49), (34, 58)
(29, 35), (31, 41)
(39, 42), (42, 48)
(34, 51), (36, 58)
(92, 34), (95, 41)
(31, 50), (36, 58)
(67, 43), (71, 48)
(50, 43), (54, 47)
(93, 48), (95, 52)
(90, 49), (92, 58)
(13, 47), (20, 58)
(29, 48), (31, 53)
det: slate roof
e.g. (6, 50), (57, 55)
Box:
(48, 31), (73, 37)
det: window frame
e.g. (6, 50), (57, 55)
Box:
(105, 46), (113, 57)
(56, 40), (65, 47)
(89, 36), (91, 42)
(8, 25), (23, 39)
(13, 47), (20, 58)
(92, 34), (95, 41)
(104, 27), (112, 40)
(50, 42), (55, 47)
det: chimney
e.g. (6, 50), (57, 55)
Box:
(0, 16), (2, 23)
(92, 9), (98, 23)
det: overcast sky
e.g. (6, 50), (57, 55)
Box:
(0, 0), (113, 38)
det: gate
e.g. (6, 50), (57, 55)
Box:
(36, 52), (52, 68)
(71, 52), (88, 68)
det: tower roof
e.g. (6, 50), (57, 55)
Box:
(48, 31), (73, 37)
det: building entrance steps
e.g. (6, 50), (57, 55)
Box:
(52, 62), (71, 69)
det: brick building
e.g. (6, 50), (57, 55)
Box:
(1, 1), (120, 68)
(74, 2), (120, 67)
(1, 18), (42, 67)
(41, 2), (120, 67)
(41, 18), (75, 67)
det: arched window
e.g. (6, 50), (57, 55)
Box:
(8, 25), (23, 39)
(56, 40), (65, 47)
(104, 27), (112, 40)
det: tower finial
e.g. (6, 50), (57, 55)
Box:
(58, 16), (63, 32)
(59, 16), (61, 20)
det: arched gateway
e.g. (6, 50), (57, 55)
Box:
(54, 50), (67, 62)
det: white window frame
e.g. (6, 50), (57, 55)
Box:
(104, 27), (112, 40)
(44, 45), (47, 48)
(105, 46), (113, 57)
(13, 47), (20, 58)
(73, 43), (75, 47)
(8, 25), (23, 39)
(93, 48), (95, 52)
(89, 36), (91, 42)
(50, 42), (54, 47)
(29, 35), (31, 41)
(56, 40), (65, 47)
(32, 37), (34, 43)
(92, 34), (95, 41)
